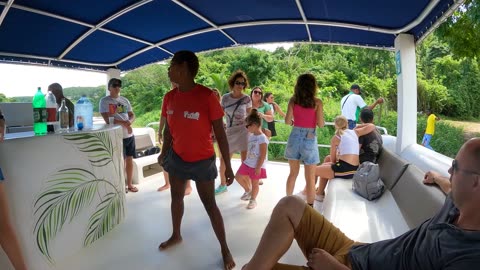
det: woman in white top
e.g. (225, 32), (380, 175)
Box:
(315, 115), (375, 202)
(216, 70), (252, 195)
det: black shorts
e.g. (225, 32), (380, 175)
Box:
(331, 160), (359, 179)
(162, 149), (217, 181)
(267, 121), (277, 137)
(123, 136), (136, 157)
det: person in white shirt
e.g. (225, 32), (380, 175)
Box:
(99, 78), (138, 192)
(340, 84), (384, 129)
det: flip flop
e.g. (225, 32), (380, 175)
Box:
(127, 186), (139, 192)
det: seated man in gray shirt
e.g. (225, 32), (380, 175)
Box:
(242, 138), (480, 270)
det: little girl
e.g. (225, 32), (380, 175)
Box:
(235, 109), (269, 209)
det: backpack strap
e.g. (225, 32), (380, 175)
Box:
(341, 94), (353, 110)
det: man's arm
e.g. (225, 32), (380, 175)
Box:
(158, 116), (166, 144)
(423, 171), (451, 194)
(212, 118), (234, 185)
(366, 98), (384, 111)
(157, 122), (173, 166)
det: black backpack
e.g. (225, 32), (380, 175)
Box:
(134, 146), (160, 159)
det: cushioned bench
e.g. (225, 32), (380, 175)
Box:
(323, 147), (447, 243)
(132, 127), (161, 184)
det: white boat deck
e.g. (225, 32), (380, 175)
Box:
(51, 159), (313, 270)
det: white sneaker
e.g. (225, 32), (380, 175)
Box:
(315, 194), (325, 202)
(247, 199), (257, 209)
(240, 191), (251, 201)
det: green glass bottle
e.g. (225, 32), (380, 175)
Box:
(33, 87), (47, 135)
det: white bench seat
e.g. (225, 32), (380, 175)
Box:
(322, 178), (410, 243)
(132, 127), (162, 184)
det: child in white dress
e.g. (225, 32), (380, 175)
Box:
(235, 109), (269, 209)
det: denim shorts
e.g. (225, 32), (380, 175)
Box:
(284, 127), (320, 165)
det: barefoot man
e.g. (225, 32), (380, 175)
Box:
(157, 50), (236, 270)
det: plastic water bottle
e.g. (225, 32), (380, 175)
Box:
(74, 95), (93, 129)
(32, 87), (47, 135)
(46, 91), (57, 133)
(58, 98), (69, 132)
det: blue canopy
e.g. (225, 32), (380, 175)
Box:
(0, 0), (462, 71)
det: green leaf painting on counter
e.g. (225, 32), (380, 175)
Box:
(63, 132), (114, 167)
(33, 131), (125, 264)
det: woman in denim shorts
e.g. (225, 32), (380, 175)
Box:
(284, 74), (325, 207)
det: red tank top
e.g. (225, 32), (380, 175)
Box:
(293, 104), (316, 128)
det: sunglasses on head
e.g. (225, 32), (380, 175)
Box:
(452, 159), (480, 176)
(235, 81), (246, 86)
(253, 90), (262, 95)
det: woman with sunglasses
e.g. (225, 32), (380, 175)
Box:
(216, 70), (252, 195)
(250, 87), (274, 138)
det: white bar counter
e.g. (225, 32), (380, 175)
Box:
(0, 125), (126, 270)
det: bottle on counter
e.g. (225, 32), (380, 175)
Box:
(74, 95), (93, 130)
(33, 87), (47, 135)
(58, 98), (69, 132)
(46, 90), (57, 133)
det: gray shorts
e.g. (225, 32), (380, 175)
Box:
(162, 149), (217, 181)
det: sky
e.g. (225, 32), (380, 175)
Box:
(0, 43), (293, 98)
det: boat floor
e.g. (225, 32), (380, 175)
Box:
(54, 159), (317, 270)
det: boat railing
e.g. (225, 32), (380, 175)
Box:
(145, 120), (389, 149)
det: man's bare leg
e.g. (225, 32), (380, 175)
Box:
(196, 180), (235, 270)
(157, 171), (170, 191)
(185, 180), (193, 195)
(243, 196), (306, 270)
(125, 156), (137, 191)
(159, 175), (187, 249)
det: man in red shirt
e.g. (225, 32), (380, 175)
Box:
(157, 51), (236, 270)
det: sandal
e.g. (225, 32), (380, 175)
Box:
(127, 186), (139, 193)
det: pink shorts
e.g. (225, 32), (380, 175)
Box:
(236, 163), (267, 180)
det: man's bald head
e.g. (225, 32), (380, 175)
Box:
(459, 138), (480, 172)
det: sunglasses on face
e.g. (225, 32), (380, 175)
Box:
(235, 81), (246, 86)
(452, 159), (480, 176)
(253, 90), (262, 95)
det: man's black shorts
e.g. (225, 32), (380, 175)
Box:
(123, 136), (136, 157)
(163, 149), (217, 181)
